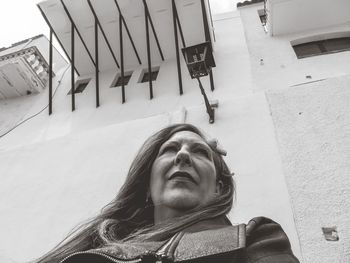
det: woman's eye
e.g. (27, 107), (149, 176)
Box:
(193, 148), (209, 157)
(162, 146), (177, 153)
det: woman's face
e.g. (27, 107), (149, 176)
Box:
(150, 131), (220, 215)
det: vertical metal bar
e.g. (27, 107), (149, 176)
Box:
(37, 4), (80, 76)
(172, 0), (183, 95)
(207, 0), (216, 42)
(142, 0), (164, 61)
(49, 29), (53, 115)
(173, 3), (186, 48)
(87, 0), (120, 68)
(122, 18), (142, 65)
(95, 19), (100, 108)
(200, 0), (211, 43)
(119, 14), (125, 103)
(144, 2), (153, 99)
(200, 0), (215, 91)
(71, 23), (76, 111)
(113, 0), (142, 65)
(61, 0), (96, 67)
(209, 71), (214, 91)
(197, 77), (214, 123)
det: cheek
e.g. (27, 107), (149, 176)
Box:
(150, 157), (171, 179)
(205, 173), (217, 191)
(196, 162), (217, 189)
(150, 157), (173, 193)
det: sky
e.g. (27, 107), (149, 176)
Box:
(0, 0), (240, 49)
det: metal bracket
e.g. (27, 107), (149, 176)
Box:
(197, 78), (215, 124)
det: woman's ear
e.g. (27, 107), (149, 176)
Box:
(216, 180), (224, 194)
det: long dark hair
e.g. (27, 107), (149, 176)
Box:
(34, 124), (235, 263)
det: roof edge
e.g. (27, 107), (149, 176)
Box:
(0, 34), (45, 54)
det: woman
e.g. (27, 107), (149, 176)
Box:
(35, 124), (299, 263)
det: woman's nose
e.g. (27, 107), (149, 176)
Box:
(174, 148), (192, 166)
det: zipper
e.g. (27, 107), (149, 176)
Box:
(60, 232), (243, 263)
(142, 231), (184, 263)
(60, 232), (184, 263)
(176, 249), (246, 263)
(60, 250), (141, 263)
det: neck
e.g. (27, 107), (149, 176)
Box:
(154, 205), (187, 224)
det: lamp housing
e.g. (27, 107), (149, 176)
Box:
(182, 42), (216, 79)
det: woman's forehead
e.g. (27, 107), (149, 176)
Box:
(166, 130), (207, 145)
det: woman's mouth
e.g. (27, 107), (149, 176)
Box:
(169, 171), (197, 184)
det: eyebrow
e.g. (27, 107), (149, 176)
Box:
(162, 141), (211, 151)
(158, 141), (179, 152)
(161, 141), (180, 148)
(191, 142), (211, 151)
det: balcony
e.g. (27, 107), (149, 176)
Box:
(0, 46), (52, 99)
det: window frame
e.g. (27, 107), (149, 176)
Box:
(67, 78), (91, 95)
(139, 67), (160, 83)
(292, 37), (350, 59)
(111, 72), (133, 88)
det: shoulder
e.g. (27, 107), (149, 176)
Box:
(245, 217), (300, 263)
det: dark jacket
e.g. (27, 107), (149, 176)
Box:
(62, 217), (300, 263)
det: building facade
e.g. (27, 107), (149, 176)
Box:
(0, 0), (349, 262)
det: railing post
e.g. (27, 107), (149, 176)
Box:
(144, 1), (153, 99)
(142, 0), (164, 61)
(71, 23), (76, 111)
(172, 0), (183, 95)
(87, 0), (120, 68)
(49, 29), (53, 115)
(95, 19), (100, 108)
(37, 4), (80, 76)
(200, 0), (215, 91)
(113, 0), (142, 65)
(119, 14), (126, 103)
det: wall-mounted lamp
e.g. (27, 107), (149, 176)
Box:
(182, 42), (216, 123)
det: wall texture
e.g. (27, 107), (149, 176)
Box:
(239, 3), (350, 262)
(267, 76), (350, 263)
(239, 3), (350, 92)
(268, 0), (350, 36)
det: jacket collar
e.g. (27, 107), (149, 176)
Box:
(63, 216), (246, 263)
(174, 217), (245, 261)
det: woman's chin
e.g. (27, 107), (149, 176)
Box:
(163, 190), (199, 211)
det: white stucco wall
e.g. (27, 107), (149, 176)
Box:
(0, 10), (303, 263)
(239, 3), (350, 92)
(0, 95), (41, 138)
(240, 3), (350, 262)
(266, 76), (350, 263)
(268, 0), (350, 36)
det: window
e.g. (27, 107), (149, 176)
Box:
(293, 37), (350, 59)
(68, 79), (90, 95)
(111, 73), (132, 88)
(140, 69), (159, 83)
